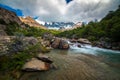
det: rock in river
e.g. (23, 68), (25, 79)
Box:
(51, 38), (61, 49)
(78, 38), (91, 44)
(51, 38), (69, 49)
(22, 58), (51, 71)
(37, 54), (53, 64)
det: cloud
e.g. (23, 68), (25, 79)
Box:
(0, 0), (120, 22)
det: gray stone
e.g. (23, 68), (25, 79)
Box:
(37, 54), (53, 64)
(22, 58), (50, 71)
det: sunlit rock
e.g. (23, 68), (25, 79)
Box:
(22, 58), (50, 71)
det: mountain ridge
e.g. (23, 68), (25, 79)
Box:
(19, 16), (47, 29)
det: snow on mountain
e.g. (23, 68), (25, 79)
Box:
(35, 19), (45, 25)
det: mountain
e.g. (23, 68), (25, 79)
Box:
(0, 7), (25, 36)
(0, 7), (54, 37)
(44, 22), (75, 30)
(64, 22), (83, 31)
(0, 7), (23, 25)
(73, 22), (83, 28)
(19, 16), (47, 29)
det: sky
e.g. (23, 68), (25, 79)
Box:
(0, 4), (23, 16)
(0, 0), (120, 22)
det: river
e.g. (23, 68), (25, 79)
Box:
(20, 44), (120, 80)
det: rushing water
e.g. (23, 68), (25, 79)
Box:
(20, 43), (120, 80)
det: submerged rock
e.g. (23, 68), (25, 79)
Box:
(22, 58), (50, 71)
(37, 54), (53, 64)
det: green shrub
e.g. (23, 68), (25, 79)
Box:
(24, 43), (50, 54)
(88, 36), (97, 41)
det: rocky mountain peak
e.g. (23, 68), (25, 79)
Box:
(19, 16), (47, 29)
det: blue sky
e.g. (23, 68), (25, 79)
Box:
(0, 0), (120, 22)
(66, 0), (73, 3)
(0, 3), (23, 16)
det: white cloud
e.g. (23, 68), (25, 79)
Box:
(0, 0), (120, 22)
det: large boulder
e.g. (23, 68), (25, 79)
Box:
(78, 38), (91, 44)
(51, 38), (69, 49)
(70, 39), (78, 43)
(59, 40), (69, 49)
(22, 58), (50, 71)
(51, 38), (61, 48)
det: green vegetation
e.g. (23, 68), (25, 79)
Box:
(4, 21), (20, 35)
(0, 33), (50, 79)
(0, 50), (37, 80)
(57, 6), (120, 42)
(4, 21), (60, 37)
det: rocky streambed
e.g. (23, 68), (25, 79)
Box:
(0, 36), (120, 80)
(20, 49), (120, 80)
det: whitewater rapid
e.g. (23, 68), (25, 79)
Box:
(68, 41), (120, 55)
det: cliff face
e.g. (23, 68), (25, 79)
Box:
(0, 7), (22, 25)
(19, 16), (47, 29)
(0, 7), (25, 36)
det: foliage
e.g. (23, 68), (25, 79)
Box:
(24, 42), (50, 53)
(5, 21), (20, 35)
(57, 6), (120, 42)
(2, 20), (60, 37)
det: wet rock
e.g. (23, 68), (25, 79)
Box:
(78, 38), (91, 44)
(22, 58), (50, 71)
(50, 63), (58, 70)
(59, 40), (69, 49)
(37, 54), (53, 64)
(70, 39), (77, 43)
(51, 38), (69, 49)
(51, 38), (61, 48)
(77, 44), (81, 48)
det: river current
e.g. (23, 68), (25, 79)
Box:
(20, 44), (120, 80)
